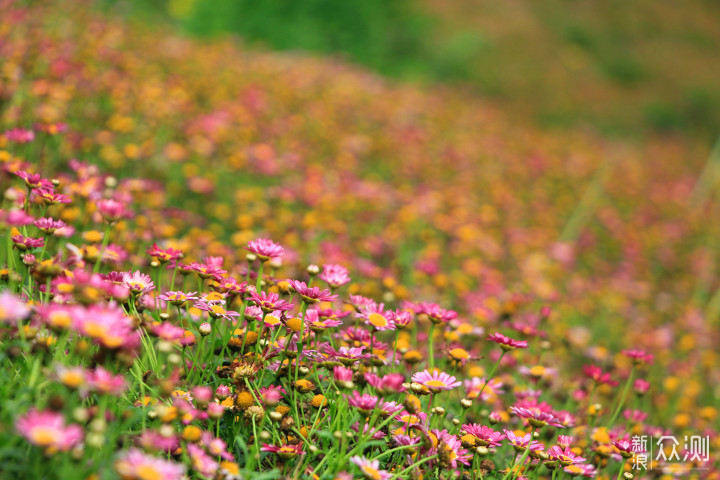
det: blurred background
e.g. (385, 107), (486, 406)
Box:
(104, 0), (720, 142)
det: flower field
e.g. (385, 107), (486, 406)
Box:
(0, 1), (718, 479)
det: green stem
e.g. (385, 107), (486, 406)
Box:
(608, 366), (635, 426)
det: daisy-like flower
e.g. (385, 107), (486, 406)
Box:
(246, 238), (284, 261)
(0, 291), (31, 324)
(351, 422), (386, 440)
(146, 243), (183, 264)
(412, 369), (461, 393)
(461, 424), (505, 447)
(287, 279), (338, 304)
(306, 308), (343, 332)
(96, 198), (129, 224)
(34, 217), (67, 235)
(0, 209), (34, 226)
(548, 446), (586, 466)
(622, 349), (654, 365)
(345, 391), (379, 415)
(612, 439), (645, 459)
(437, 434), (472, 469)
(358, 303), (396, 331)
(323, 345), (372, 365)
(365, 372), (405, 395)
(87, 366), (127, 395)
(148, 322), (186, 342)
(5, 128), (35, 144)
(583, 365), (618, 386)
(504, 430), (544, 453)
(416, 302), (458, 324)
(194, 300), (240, 321)
(115, 448), (186, 480)
(158, 290), (199, 306)
(564, 464), (597, 477)
(73, 304), (138, 350)
(261, 443), (304, 459)
(14, 170), (51, 190)
(34, 188), (71, 205)
(16, 409), (83, 454)
(187, 443), (219, 477)
(350, 456), (392, 480)
(12, 235), (44, 251)
(487, 332), (528, 351)
(188, 262), (227, 280)
(249, 291), (294, 313)
(510, 406), (565, 428)
(319, 263), (351, 289)
(122, 270), (155, 295)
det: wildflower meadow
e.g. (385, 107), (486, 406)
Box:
(0, 1), (718, 479)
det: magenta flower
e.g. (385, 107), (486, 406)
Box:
(350, 456), (392, 480)
(246, 238), (284, 261)
(412, 369), (461, 393)
(416, 302), (458, 324)
(564, 464), (597, 477)
(288, 279), (338, 304)
(146, 243), (183, 264)
(504, 429), (544, 452)
(194, 300), (240, 321)
(261, 443), (305, 458)
(34, 188), (71, 205)
(87, 366), (127, 395)
(115, 448), (186, 480)
(358, 303), (396, 331)
(12, 234), (44, 251)
(0, 291), (31, 324)
(622, 349), (654, 365)
(122, 270), (155, 295)
(612, 439), (645, 459)
(158, 290), (199, 306)
(34, 217), (66, 235)
(16, 409), (83, 453)
(319, 263), (351, 288)
(249, 291), (294, 313)
(548, 446), (585, 466)
(5, 128), (35, 144)
(487, 332), (528, 351)
(345, 391), (379, 414)
(14, 170), (51, 189)
(461, 424), (505, 447)
(510, 406), (565, 428)
(582, 365), (619, 386)
(97, 198), (129, 224)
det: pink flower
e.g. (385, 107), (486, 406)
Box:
(146, 243), (183, 264)
(194, 300), (240, 321)
(122, 270), (155, 295)
(34, 188), (71, 205)
(487, 332), (528, 351)
(14, 170), (51, 189)
(350, 456), (392, 480)
(345, 391), (379, 414)
(5, 128), (35, 143)
(33, 217), (66, 235)
(415, 302), (458, 324)
(582, 365), (618, 387)
(87, 366), (127, 395)
(158, 291), (199, 306)
(612, 439), (645, 459)
(358, 303), (396, 331)
(115, 449), (186, 480)
(510, 406), (565, 428)
(12, 234), (44, 251)
(0, 209), (34, 226)
(557, 435), (574, 448)
(187, 443), (219, 477)
(16, 409), (83, 453)
(249, 291), (294, 313)
(633, 379), (650, 394)
(548, 446), (585, 466)
(365, 372), (405, 395)
(261, 443), (304, 458)
(96, 198), (129, 224)
(246, 238), (284, 261)
(461, 424), (505, 447)
(437, 434), (472, 468)
(73, 304), (138, 350)
(0, 291), (31, 324)
(622, 349), (654, 365)
(564, 464), (597, 477)
(288, 279), (338, 304)
(319, 263), (351, 288)
(504, 429), (544, 452)
(412, 369), (461, 393)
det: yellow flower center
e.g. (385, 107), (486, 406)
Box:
(30, 427), (58, 447)
(137, 465), (163, 480)
(425, 379), (447, 388)
(361, 465), (383, 480)
(368, 313), (388, 328)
